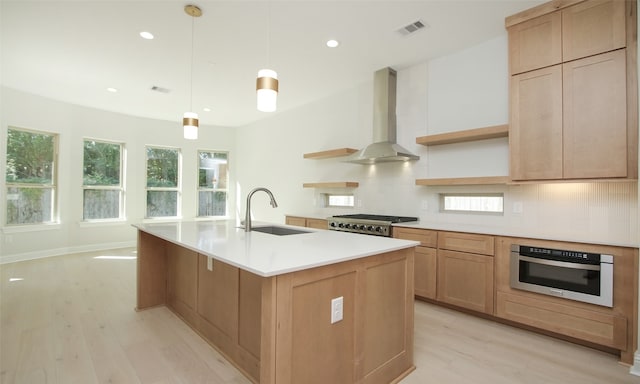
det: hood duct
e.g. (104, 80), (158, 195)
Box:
(343, 67), (420, 164)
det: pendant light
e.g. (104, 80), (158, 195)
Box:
(256, 1), (278, 112)
(183, 4), (202, 140)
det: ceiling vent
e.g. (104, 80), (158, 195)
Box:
(396, 20), (428, 36)
(150, 85), (171, 94)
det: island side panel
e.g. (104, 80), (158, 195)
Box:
(136, 230), (168, 310)
(274, 247), (415, 384)
(361, 248), (415, 384)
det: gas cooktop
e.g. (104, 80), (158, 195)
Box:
(328, 214), (418, 237)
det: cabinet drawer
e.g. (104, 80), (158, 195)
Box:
(438, 231), (494, 256)
(285, 216), (307, 227)
(393, 227), (437, 247)
(497, 291), (627, 350)
(306, 218), (328, 230)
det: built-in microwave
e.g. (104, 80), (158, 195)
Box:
(510, 244), (613, 307)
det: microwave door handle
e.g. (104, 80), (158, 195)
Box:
(518, 255), (601, 271)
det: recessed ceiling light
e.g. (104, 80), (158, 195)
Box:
(107, 87), (118, 93)
(326, 39), (339, 48)
(140, 31), (154, 40)
(203, 107), (212, 112)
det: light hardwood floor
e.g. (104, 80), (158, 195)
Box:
(1, 248), (638, 384)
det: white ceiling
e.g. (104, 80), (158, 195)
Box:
(1, 0), (544, 127)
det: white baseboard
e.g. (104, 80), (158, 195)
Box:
(631, 351), (640, 377)
(0, 241), (136, 264)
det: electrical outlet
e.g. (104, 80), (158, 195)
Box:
(420, 200), (428, 210)
(513, 202), (523, 214)
(207, 257), (213, 271)
(331, 296), (343, 324)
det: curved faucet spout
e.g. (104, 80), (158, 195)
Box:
(245, 187), (278, 232)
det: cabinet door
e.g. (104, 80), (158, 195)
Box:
(166, 243), (198, 323)
(393, 227), (437, 248)
(197, 255), (239, 338)
(563, 49), (627, 178)
(510, 65), (563, 180)
(508, 12), (562, 75)
(437, 250), (494, 314)
(562, 0), (626, 62)
(414, 246), (437, 300)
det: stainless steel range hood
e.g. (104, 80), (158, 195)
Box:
(343, 67), (420, 164)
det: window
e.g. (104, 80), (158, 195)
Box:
(146, 146), (180, 218)
(440, 193), (504, 214)
(82, 139), (124, 220)
(322, 194), (355, 208)
(5, 128), (58, 225)
(198, 151), (228, 217)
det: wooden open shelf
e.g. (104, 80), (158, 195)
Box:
(416, 124), (509, 146)
(415, 176), (510, 186)
(303, 148), (358, 159)
(303, 182), (359, 188)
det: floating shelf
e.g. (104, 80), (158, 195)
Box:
(303, 148), (358, 159)
(415, 176), (510, 186)
(303, 182), (359, 188)
(416, 124), (509, 146)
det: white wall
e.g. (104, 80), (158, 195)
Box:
(0, 87), (237, 262)
(237, 34), (639, 248)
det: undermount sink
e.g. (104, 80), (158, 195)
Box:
(251, 225), (311, 236)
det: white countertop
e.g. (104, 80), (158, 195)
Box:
(133, 220), (419, 277)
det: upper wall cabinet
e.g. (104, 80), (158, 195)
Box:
(507, 0), (637, 182)
(562, 0), (626, 62)
(508, 0), (626, 75)
(509, 12), (562, 75)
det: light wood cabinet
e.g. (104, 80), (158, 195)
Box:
(494, 236), (638, 364)
(562, 0), (626, 62)
(508, 11), (562, 75)
(510, 65), (563, 180)
(511, 49), (629, 180)
(285, 215), (328, 230)
(436, 232), (495, 314)
(394, 227), (438, 300)
(507, 0), (637, 181)
(563, 49), (627, 178)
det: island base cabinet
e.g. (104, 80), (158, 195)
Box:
(274, 248), (415, 384)
(136, 230), (415, 384)
(436, 250), (494, 315)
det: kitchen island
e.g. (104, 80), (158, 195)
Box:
(134, 220), (419, 384)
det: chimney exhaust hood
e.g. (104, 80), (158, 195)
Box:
(343, 67), (420, 164)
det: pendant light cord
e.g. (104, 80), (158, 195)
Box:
(189, 15), (195, 111)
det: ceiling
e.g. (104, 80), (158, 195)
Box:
(1, 0), (544, 127)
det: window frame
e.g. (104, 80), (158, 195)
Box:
(145, 145), (182, 219)
(81, 138), (126, 222)
(196, 149), (229, 218)
(439, 192), (504, 215)
(4, 127), (59, 226)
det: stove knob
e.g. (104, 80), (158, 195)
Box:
(366, 225), (374, 231)
(338, 223), (345, 228)
(330, 222), (337, 227)
(344, 223), (351, 229)
(360, 225), (367, 230)
(375, 226), (383, 232)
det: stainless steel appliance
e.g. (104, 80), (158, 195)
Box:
(510, 244), (613, 307)
(328, 214), (418, 237)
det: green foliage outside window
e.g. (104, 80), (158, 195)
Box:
(5, 128), (56, 225)
(83, 140), (120, 186)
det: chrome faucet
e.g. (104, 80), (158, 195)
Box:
(244, 187), (278, 232)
